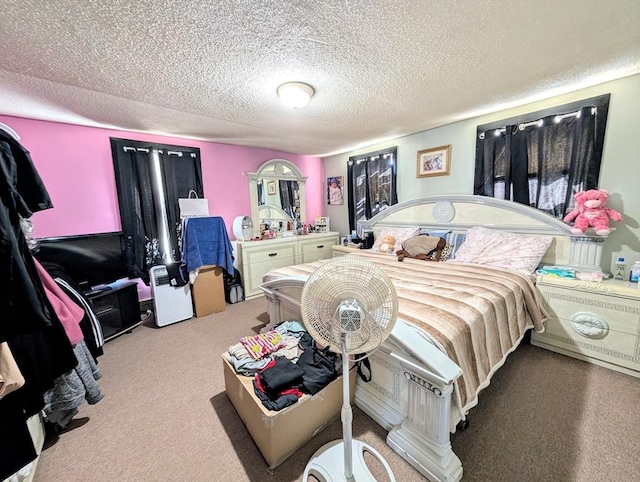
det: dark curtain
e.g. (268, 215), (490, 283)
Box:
(279, 180), (298, 218)
(347, 147), (398, 232)
(257, 181), (264, 205)
(159, 150), (203, 261)
(111, 139), (202, 283)
(475, 96), (609, 219)
(111, 144), (160, 282)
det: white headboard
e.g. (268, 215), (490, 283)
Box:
(358, 195), (606, 271)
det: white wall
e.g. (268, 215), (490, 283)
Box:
(323, 74), (640, 273)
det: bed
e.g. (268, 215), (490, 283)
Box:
(259, 194), (602, 482)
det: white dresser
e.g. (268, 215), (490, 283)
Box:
(235, 232), (339, 299)
(531, 275), (640, 377)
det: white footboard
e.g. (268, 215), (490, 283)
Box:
(261, 278), (464, 482)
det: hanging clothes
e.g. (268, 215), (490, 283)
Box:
(35, 261), (104, 429)
(0, 128), (77, 481)
(39, 262), (105, 361)
(34, 259), (85, 345)
(43, 340), (104, 429)
(54, 277), (105, 360)
(0, 135), (55, 341)
(0, 342), (25, 399)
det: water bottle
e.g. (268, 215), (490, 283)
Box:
(630, 261), (640, 283)
(613, 257), (626, 280)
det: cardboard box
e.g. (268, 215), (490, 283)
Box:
(192, 266), (226, 316)
(222, 354), (355, 469)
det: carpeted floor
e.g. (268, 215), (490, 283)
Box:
(35, 297), (640, 482)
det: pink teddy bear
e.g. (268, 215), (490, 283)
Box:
(563, 189), (622, 235)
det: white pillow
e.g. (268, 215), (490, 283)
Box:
(372, 227), (419, 254)
(451, 226), (552, 276)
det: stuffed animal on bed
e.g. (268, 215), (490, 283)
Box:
(378, 234), (396, 254)
(396, 235), (446, 262)
(563, 189), (622, 235)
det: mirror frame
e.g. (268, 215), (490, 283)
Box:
(247, 158), (308, 237)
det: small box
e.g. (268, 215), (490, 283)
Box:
(222, 354), (355, 469)
(315, 216), (330, 233)
(192, 265), (226, 316)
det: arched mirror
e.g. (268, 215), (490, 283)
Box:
(247, 159), (307, 236)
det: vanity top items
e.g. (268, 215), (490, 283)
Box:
(246, 159), (308, 238)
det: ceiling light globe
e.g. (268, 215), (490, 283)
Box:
(277, 82), (314, 109)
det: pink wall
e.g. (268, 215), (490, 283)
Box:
(1, 115), (324, 239)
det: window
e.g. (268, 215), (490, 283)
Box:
(347, 147), (398, 232)
(110, 138), (203, 282)
(474, 94), (610, 219)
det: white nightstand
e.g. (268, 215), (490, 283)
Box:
(531, 276), (640, 377)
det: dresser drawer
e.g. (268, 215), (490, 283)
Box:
(300, 243), (332, 263)
(244, 244), (296, 264)
(538, 284), (640, 336)
(237, 233), (339, 299)
(250, 256), (295, 286)
(532, 316), (640, 373)
(244, 255), (295, 298)
(299, 235), (338, 263)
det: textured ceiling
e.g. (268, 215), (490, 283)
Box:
(0, 0), (639, 156)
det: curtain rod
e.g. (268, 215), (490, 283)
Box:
(479, 106), (597, 139)
(123, 146), (196, 157)
(351, 153), (394, 164)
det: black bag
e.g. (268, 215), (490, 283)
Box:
(226, 284), (244, 304)
(223, 267), (242, 286)
(361, 231), (375, 249)
(223, 268), (244, 303)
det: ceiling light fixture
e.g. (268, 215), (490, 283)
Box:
(277, 82), (314, 109)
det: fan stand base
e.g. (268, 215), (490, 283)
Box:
(303, 439), (396, 482)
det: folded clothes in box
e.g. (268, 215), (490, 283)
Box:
(222, 354), (355, 469)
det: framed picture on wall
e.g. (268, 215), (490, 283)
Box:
(267, 181), (276, 195)
(327, 176), (344, 205)
(417, 145), (451, 178)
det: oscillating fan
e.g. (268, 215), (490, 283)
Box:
(301, 257), (398, 482)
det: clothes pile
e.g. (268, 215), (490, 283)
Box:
(227, 321), (340, 411)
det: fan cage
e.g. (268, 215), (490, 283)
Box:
(300, 257), (398, 354)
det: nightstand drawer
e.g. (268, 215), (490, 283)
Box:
(537, 284), (640, 336)
(532, 276), (640, 377)
(533, 316), (640, 373)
